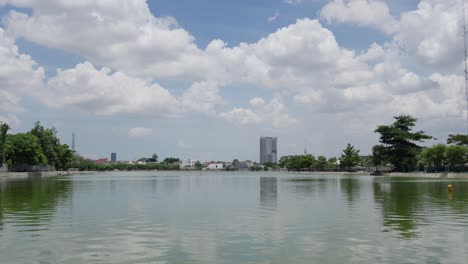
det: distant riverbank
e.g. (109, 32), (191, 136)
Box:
(287, 171), (468, 178)
(0, 171), (94, 180)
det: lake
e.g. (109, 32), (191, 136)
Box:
(1, 171), (468, 263)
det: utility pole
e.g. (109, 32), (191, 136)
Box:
(72, 132), (76, 152)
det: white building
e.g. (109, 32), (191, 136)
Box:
(180, 159), (196, 169)
(207, 163), (224, 170)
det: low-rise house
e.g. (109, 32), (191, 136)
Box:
(207, 162), (224, 170)
(93, 158), (109, 164)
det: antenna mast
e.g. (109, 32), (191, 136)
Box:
(463, 0), (468, 133)
(72, 132), (75, 152)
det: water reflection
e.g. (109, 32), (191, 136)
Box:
(373, 178), (468, 239)
(260, 177), (277, 208)
(285, 177), (336, 197)
(340, 177), (361, 206)
(0, 177), (72, 233)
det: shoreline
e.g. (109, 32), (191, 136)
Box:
(2, 170), (468, 180)
(287, 171), (468, 178)
(0, 171), (95, 180)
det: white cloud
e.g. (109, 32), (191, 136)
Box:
(42, 62), (226, 118)
(180, 81), (225, 114)
(128, 127), (153, 137)
(395, 0), (463, 69)
(0, 0), (466, 136)
(267, 11), (280, 22)
(220, 97), (298, 128)
(284, 0), (303, 5)
(44, 62), (181, 116)
(320, 0), (399, 34)
(4, 0), (207, 80)
(0, 26), (44, 126)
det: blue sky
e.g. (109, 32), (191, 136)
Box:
(0, 0), (465, 161)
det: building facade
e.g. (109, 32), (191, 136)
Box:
(180, 159), (196, 169)
(260, 137), (277, 164)
(111, 153), (117, 163)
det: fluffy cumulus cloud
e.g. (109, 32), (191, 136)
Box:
(3, 0), (209, 80)
(220, 97), (297, 128)
(0, 26), (44, 127)
(395, 0), (463, 70)
(44, 62), (181, 116)
(320, 0), (399, 34)
(43, 62), (224, 118)
(0, 0), (466, 135)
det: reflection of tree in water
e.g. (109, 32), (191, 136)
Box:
(260, 177), (277, 208)
(286, 178), (335, 197)
(0, 178), (72, 230)
(340, 177), (361, 206)
(373, 179), (468, 240)
(373, 180), (423, 239)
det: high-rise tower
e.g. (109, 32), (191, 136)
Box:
(260, 137), (277, 164)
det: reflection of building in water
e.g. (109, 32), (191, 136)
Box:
(260, 177), (278, 207)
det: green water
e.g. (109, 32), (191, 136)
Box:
(1, 172), (468, 263)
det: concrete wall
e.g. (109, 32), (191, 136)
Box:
(0, 171), (92, 180)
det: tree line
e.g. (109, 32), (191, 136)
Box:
(0, 122), (74, 172)
(278, 115), (467, 172)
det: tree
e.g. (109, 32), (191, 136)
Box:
(327, 157), (338, 168)
(447, 134), (468, 146)
(56, 144), (74, 170)
(30, 121), (60, 168)
(163, 157), (180, 163)
(371, 145), (387, 166)
(279, 155), (315, 171)
(316, 156), (327, 170)
(151, 154), (158, 162)
(445, 145), (467, 168)
(0, 122), (10, 166)
(374, 115), (432, 172)
(420, 144), (446, 169)
(4, 133), (47, 167)
(340, 144), (361, 170)
(195, 161), (203, 170)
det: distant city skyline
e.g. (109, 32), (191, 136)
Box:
(0, 0), (463, 161)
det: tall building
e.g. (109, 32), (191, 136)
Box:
(111, 152), (117, 163)
(260, 137), (277, 164)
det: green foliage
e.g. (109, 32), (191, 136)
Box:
(56, 144), (74, 170)
(447, 134), (468, 146)
(418, 144), (468, 172)
(371, 145), (387, 166)
(0, 122), (10, 164)
(263, 162), (278, 169)
(340, 144), (361, 170)
(163, 157), (180, 163)
(420, 144), (446, 168)
(72, 155), (180, 171)
(445, 145), (468, 166)
(327, 157), (338, 168)
(279, 155), (315, 171)
(1, 121), (74, 171)
(4, 133), (47, 166)
(316, 156), (328, 170)
(30, 121), (60, 167)
(151, 154), (158, 161)
(374, 115), (432, 172)
(195, 161), (203, 170)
